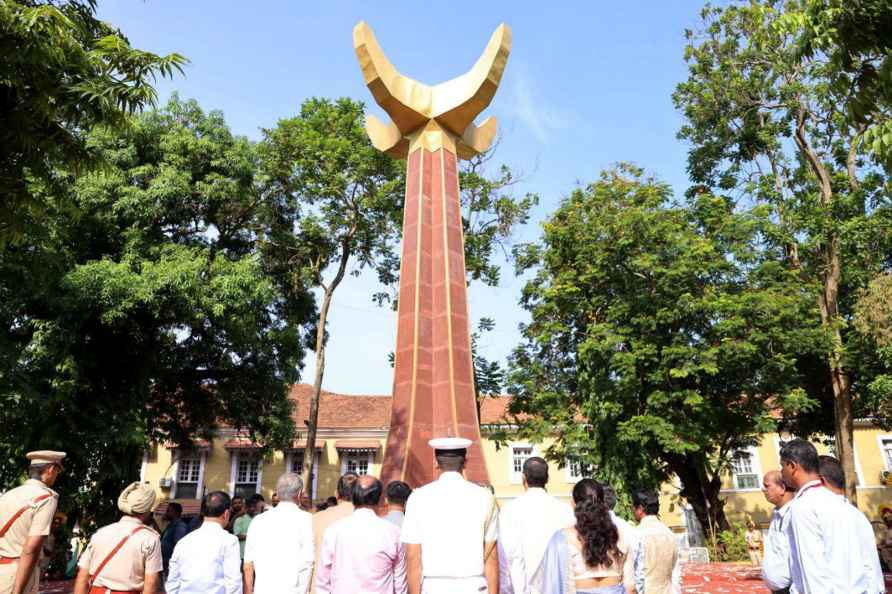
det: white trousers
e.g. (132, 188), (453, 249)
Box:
(421, 575), (488, 594)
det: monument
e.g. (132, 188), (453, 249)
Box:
(353, 21), (511, 487)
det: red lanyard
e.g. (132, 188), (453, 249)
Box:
(795, 480), (823, 499)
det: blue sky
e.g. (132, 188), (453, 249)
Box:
(98, 0), (704, 394)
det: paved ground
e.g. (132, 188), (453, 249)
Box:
(38, 566), (892, 593)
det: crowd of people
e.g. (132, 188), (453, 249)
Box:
(760, 439), (885, 593)
(0, 437), (889, 594)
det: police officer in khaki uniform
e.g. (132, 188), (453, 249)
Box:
(0, 451), (65, 594)
(73, 482), (162, 594)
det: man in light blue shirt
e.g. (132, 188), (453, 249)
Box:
(818, 455), (885, 594)
(166, 491), (242, 594)
(781, 438), (871, 594)
(760, 470), (794, 594)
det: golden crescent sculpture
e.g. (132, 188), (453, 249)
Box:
(353, 21), (511, 159)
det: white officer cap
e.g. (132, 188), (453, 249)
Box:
(26, 451), (66, 467)
(428, 437), (472, 450)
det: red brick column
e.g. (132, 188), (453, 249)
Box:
(381, 145), (490, 487)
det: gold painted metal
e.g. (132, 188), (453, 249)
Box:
(353, 21), (511, 159)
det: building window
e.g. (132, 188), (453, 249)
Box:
(172, 451), (205, 499)
(340, 451), (372, 476)
(730, 449), (759, 490)
(231, 453), (262, 498)
(510, 445), (534, 483)
(290, 451), (306, 475)
(288, 451), (321, 499)
(882, 438), (892, 470)
(566, 459), (588, 482)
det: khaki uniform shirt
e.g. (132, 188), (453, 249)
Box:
(78, 516), (162, 592)
(0, 479), (58, 558)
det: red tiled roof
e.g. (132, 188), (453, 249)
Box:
(285, 440), (325, 450)
(164, 439), (211, 450)
(224, 437), (260, 450)
(287, 384), (512, 428)
(334, 439), (380, 450)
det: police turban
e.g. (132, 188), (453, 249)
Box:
(117, 482), (157, 515)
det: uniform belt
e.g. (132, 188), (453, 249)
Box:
(89, 587), (140, 594)
(0, 557), (18, 564)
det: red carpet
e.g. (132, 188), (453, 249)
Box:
(38, 566), (892, 593)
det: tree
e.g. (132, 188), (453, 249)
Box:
(0, 0), (186, 242)
(673, 0), (892, 502)
(0, 96), (315, 526)
(260, 99), (537, 498)
(259, 98), (404, 499)
(802, 0), (892, 169)
(507, 165), (824, 535)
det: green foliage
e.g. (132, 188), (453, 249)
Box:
(707, 522), (750, 562)
(673, 0), (892, 449)
(472, 317), (504, 398)
(259, 98), (405, 295)
(507, 164), (824, 533)
(0, 0), (187, 242)
(801, 0), (892, 168)
(0, 97), (315, 525)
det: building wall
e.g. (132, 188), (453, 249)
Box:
(142, 424), (892, 531)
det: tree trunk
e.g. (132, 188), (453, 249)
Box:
(302, 241), (351, 504)
(794, 106), (858, 504)
(818, 240), (857, 503)
(669, 454), (730, 542)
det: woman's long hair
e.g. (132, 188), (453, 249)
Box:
(572, 479), (620, 569)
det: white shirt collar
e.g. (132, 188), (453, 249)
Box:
(438, 471), (463, 482)
(199, 520), (224, 531)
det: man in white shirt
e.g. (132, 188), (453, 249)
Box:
(818, 455), (884, 594)
(780, 438), (869, 594)
(166, 491), (241, 594)
(401, 437), (500, 594)
(498, 457), (574, 594)
(760, 470), (794, 594)
(244, 473), (314, 594)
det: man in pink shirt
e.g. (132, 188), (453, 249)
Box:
(315, 475), (407, 594)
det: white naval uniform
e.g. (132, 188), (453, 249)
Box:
(401, 472), (499, 594)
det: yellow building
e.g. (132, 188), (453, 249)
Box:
(141, 384), (892, 537)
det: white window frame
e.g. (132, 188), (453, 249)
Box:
(229, 451), (263, 497)
(878, 435), (892, 471)
(509, 444), (535, 484)
(565, 458), (588, 482)
(777, 435), (866, 487)
(285, 450), (321, 500)
(727, 446), (762, 492)
(172, 450), (206, 499)
(339, 450), (374, 476)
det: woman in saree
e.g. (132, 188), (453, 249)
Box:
(531, 479), (636, 594)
